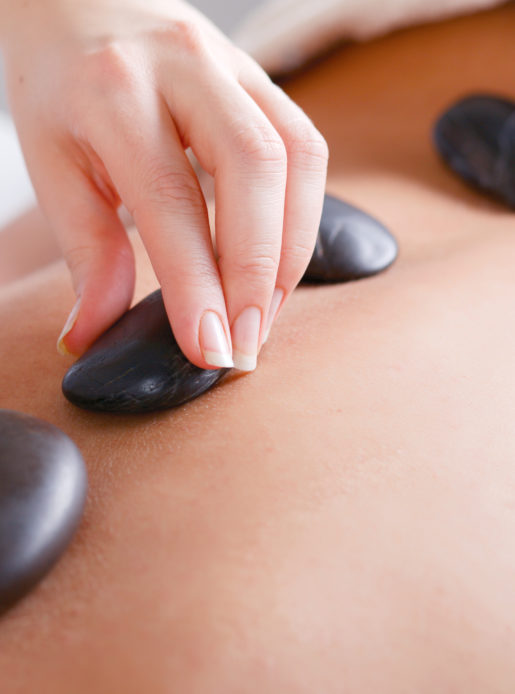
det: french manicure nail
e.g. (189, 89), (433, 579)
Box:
(263, 288), (284, 344)
(199, 311), (233, 368)
(57, 296), (82, 356)
(232, 306), (261, 371)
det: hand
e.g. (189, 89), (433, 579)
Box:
(2, 0), (328, 370)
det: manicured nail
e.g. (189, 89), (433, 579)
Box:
(263, 288), (284, 344)
(232, 306), (261, 371)
(57, 296), (81, 356)
(199, 311), (233, 368)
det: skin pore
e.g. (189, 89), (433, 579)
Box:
(0, 4), (515, 692)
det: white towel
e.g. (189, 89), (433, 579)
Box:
(232, 0), (506, 74)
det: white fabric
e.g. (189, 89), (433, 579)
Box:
(232, 0), (506, 73)
(0, 112), (36, 228)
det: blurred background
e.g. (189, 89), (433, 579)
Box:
(0, 0), (261, 113)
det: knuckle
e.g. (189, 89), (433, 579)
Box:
(229, 246), (279, 281)
(139, 164), (202, 211)
(83, 43), (136, 94)
(157, 19), (205, 57)
(282, 238), (317, 267)
(231, 122), (287, 169)
(284, 120), (329, 168)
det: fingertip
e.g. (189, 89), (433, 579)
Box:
(198, 310), (234, 369)
(56, 339), (77, 358)
(57, 296), (82, 357)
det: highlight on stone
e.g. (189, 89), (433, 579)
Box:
(303, 195), (398, 283)
(434, 93), (515, 208)
(62, 290), (229, 414)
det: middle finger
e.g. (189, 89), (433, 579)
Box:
(162, 61), (287, 371)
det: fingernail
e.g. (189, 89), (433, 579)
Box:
(232, 306), (261, 371)
(263, 288), (284, 344)
(57, 296), (82, 356)
(199, 311), (234, 368)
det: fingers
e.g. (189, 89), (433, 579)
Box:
(29, 149), (135, 357)
(238, 64), (329, 341)
(211, 91), (287, 370)
(159, 49), (327, 365)
(89, 96), (234, 370)
(45, 34), (326, 373)
(159, 61), (288, 370)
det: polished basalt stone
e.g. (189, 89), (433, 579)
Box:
(63, 195), (397, 414)
(302, 195), (398, 283)
(434, 94), (515, 208)
(0, 410), (87, 616)
(62, 290), (228, 413)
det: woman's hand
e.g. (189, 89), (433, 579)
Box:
(2, 0), (328, 370)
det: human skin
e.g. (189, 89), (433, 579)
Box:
(0, 0), (328, 371)
(0, 208), (61, 284)
(1, 5), (515, 692)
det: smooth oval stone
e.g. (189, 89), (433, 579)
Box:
(434, 94), (515, 208)
(302, 195), (398, 283)
(0, 410), (87, 616)
(62, 290), (228, 414)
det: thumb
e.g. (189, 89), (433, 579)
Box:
(34, 156), (135, 356)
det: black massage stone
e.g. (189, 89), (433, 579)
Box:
(63, 195), (397, 414)
(62, 289), (228, 413)
(302, 194), (398, 282)
(0, 410), (87, 616)
(434, 94), (515, 208)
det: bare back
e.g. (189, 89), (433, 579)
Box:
(1, 5), (515, 691)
